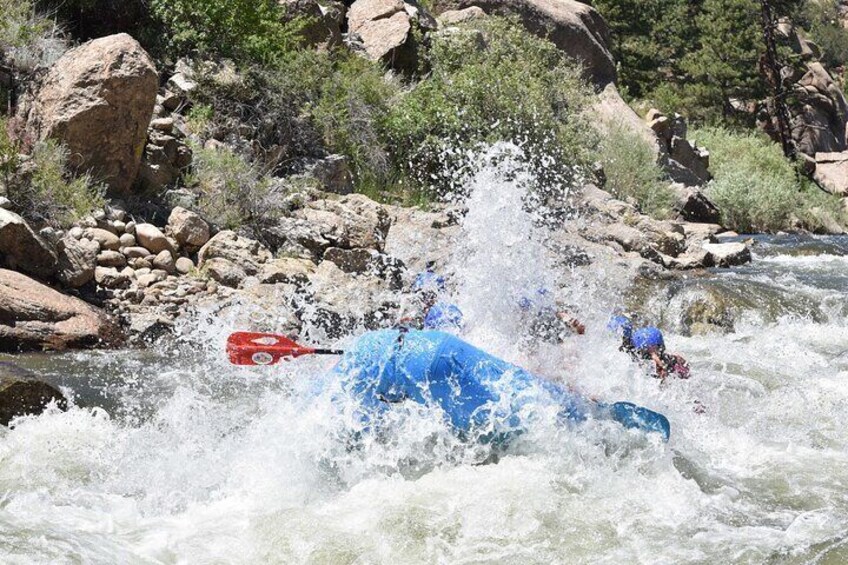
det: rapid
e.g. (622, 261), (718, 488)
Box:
(1, 149), (847, 564)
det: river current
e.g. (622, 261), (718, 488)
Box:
(1, 158), (847, 563)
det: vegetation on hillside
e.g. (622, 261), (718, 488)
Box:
(795, 0), (848, 70)
(382, 18), (596, 198)
(2, 0), (848, 233)
(598, 123), (675, 219)
(1, 118), (105, 228)
(150, 0), (303, 63)
(695, 127), (845, 232)
(184, 17), (597, 206)
(184, 143), (288, 238)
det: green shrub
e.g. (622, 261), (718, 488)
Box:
(694, 127), (845, 232)
(0, 118), (18, 192)
(311, 54), (399, 187)
(2, 121), (105, 228)
(188, 50), (333, 171)
(184, 103), (213, 136)
(1, 0), (66, 74)
(1, 0), (49, 50)
(598, 122), (675, 219)
(13, 140), (106, 228)
(149, 0), (303, 62)
(184, 143), (288, 237)
(382, 17), (597, 198)
(188, 50), (404, 197)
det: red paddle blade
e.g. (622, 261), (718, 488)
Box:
(226, 332), (316, 366)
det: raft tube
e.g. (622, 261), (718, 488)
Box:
(330, 330), (670, 442)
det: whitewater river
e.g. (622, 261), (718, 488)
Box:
(1, 192), (847, 562)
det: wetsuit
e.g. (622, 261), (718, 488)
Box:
(634, 347), (691, 379)
(331, 330), (670, 442)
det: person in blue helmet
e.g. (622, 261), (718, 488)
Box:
(630, 326), (690, 381)
(517, 287), (585, 343)
(329, 329), (671, 446)
(405, 266), (465, 332)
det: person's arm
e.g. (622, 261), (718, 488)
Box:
(649, 350), (668, 381)
(669, 353), (691, 378)
(556, 311), (585, 335)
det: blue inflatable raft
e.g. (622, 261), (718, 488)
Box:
(330, 330), (670, 443)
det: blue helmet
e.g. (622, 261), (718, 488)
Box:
(607, 315), (634, 340)
(413, 270), (446, 294)
(631, 327), (665, 351)
(424, 302), (464, 331)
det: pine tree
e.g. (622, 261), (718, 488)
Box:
(594, 0), (698, 98)
(593, 0), (804, 124)
(680, 0), (765, 122)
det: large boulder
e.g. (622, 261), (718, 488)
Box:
(56, 236), (99, 288)
(135, 223), (173, 255)
(433, 0), (616, 87)
(672, 185), (721, 224)
(0, 269), (123, 351)
(593, 93), (712, 188)
(384, 206), (460, 273)
(702, 242), (752, 268)
(304, 194), (391, 251)
(0, 209), (57, 278)
(667, 136), (711, 185)
(760, 23), (848, 157)
(789, 62), (848, 156)
(304, 260), (400, 338)
(197, 231), (273, 287)
(600, 219), (684, 260)
(167, 207), (210, 250)
(643, 108), (711, 186)
(592, 84), (658, 151)
(25, 33), (158, 195)
(347, 0), (436, 72)
(0, 362), (67, 426)
(813, 151), (848, 196)
(275, 194), (391, 258)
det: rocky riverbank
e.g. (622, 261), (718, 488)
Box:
(1, 179), (754, 349)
